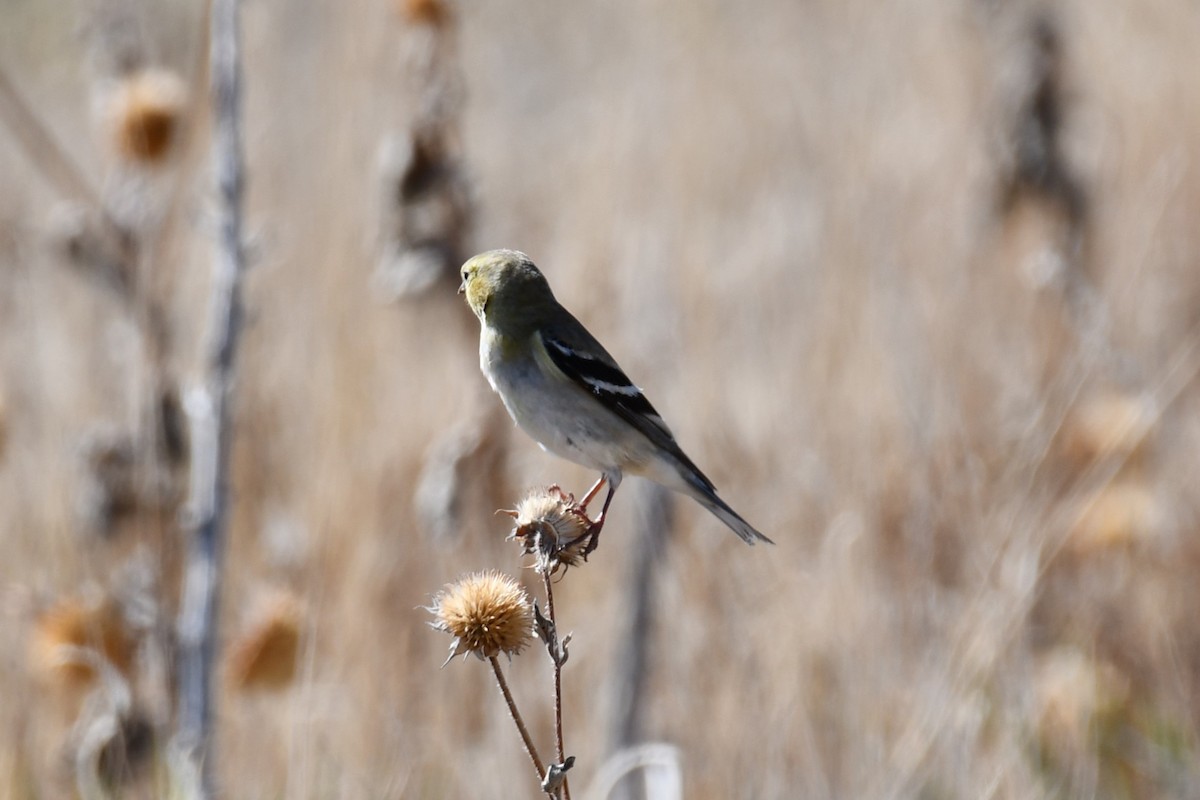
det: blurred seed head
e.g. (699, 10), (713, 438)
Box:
(30, 595), (135, 691)
(506, 486), (592, 573)
(1061, 392), (1157, 470)
(428, 571), (533, 664)
(398, 0), (449, 26)
(1068, 481), (1160, 555)
(77, 427), (138, 537)
(1034, 648), (1128, 759)
(373, 126), (472, 300)
(415, 415), (503, 543)
(107, 68), (187, 165)
(46, 203), (136, 294)
(54, 636), (153, 797)
(226, 592), (303, 692)
(94, 710), (155, 788)
(75, 425), (182, 539)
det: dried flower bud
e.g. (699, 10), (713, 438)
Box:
(30, 595), (135, 690)
(108, 68), (187, 165)
(226, 593), (303, 691)
(505, 486), (593, 573)
(428, 571), (533, 664)
(398, 0), (449, 26)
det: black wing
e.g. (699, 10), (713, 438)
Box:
(539, 327), (675, 445)
(538, 323), (716, 492)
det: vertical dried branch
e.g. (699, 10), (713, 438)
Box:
(175, 0), (246, 794)
(3, 20), (202, 538)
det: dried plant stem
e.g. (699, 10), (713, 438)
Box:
(0, 64), (114, 224)
(489, 656), (548, 792)
(542, 571), (572, 800)
(175, 0), (246, 795)
(0, 62), (135, 290)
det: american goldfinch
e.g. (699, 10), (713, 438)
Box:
(459, 249), (772, 553)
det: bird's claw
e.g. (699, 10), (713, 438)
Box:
(580, 517), (604, 558)
(534, 479), (611, 559)
(557, 507), (604, 560)
(547, 484), (575, 504)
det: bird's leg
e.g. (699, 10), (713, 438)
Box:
(578, 476), (607, 511)
(564, 474), (619, 557)
(581, 482), (618, 557)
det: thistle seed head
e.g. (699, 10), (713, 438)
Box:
(428, 571), (534, 664)
(506, 486), (592, 573)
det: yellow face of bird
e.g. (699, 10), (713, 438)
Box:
(458, 252), (504, 321)
(458, 249), (550, 324)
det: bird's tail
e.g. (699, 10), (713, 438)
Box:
(693, 487), (774, 546)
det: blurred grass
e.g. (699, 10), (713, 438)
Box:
(3, 0), (1200, 798)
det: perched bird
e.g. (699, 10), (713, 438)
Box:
(459, 249), (772, 553)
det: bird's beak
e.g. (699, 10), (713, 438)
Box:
(457, 280), (465, 296)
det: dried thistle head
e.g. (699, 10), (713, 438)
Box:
(505, 486), (592, 573)
(107, 68), (187, 165)
(226, 592), (303, 691)
(30, 595), (135, 690)
(398, 0), (449, 26)
(428, 571), (533, 664)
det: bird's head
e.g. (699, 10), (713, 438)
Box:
(459, 250), (555, 329)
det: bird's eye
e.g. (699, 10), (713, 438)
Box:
(461, 270), (469, 282)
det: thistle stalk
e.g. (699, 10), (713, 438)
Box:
(542, 570), (572, 800)
(490, 656), (549, 793)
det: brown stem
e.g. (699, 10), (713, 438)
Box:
(489, 656), (548, 792)
(542, 571), (572, 800)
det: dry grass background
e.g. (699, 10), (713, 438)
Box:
(2, 0), (1200, 797)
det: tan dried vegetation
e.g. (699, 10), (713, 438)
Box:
(2, 0), (1199, 798)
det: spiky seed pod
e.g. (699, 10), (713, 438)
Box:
(108, 68), (187, 165)
(506, 486), (592, 573)
(429, 571), (533, 664)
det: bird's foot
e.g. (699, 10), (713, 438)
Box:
(580, 516), (605, 558)
(521, 478), (611, 561)
(556, 506), (604, 560)
(546, 484), (576, 505)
